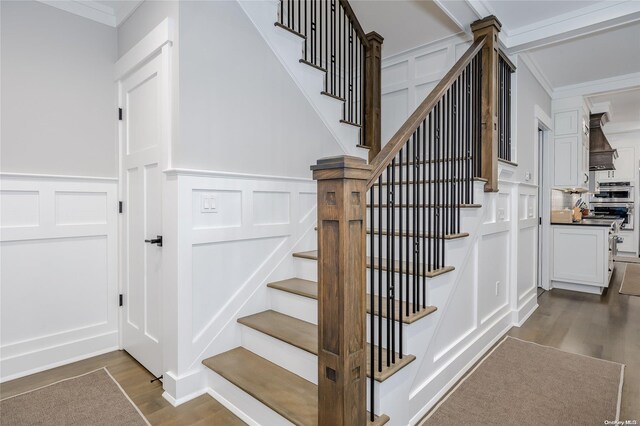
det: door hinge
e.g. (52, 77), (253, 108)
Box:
(118, 201), (123, 214)
(539, 217), (542, 225)
(119, 294), (124, 307)
(118, 108), (123, 121)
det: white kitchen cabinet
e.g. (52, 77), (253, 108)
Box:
(552, 99), (590, 190)
(617, 229), (637, 255)
(597, 146), (635, 182)
(551, 224), (610, 294)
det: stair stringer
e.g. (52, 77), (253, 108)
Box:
(236, 0), (367, 160)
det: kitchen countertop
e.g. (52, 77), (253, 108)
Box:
(551, 218), (622, 227)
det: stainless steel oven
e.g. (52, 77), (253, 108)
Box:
(589, 202), (634, 230)
(591, 182), (634, 203)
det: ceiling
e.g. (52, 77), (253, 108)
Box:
(350, 0), (461, 57)
(481, 0), (604, 34)
(589, 87), (640, 124)
(527, 21), (640, 88)
(93, 1), (142, 25)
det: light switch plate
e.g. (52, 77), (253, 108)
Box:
(201, 195), (217, 213)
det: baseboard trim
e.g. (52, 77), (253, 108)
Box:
(0, 331), (118, 382)
(513, 293), (538, 327)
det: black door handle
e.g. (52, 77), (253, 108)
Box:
(144, 235), (163, 247)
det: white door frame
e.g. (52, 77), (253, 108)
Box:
(534, 105), (553, 291)
(115, 18), (174, 369)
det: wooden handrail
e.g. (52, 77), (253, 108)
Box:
(366, 36), (487, 188)
(498, 48), (517, 72)
(338, 0), (370, 47)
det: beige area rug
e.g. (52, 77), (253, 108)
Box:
(420, 336), (624, 426)
(0, 368), (149, 426)
(620, 263), (640, 296)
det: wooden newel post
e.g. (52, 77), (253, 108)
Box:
(471, 15), (502, 192)
(311, 156), (372, 426)
(364, 32), (384, 161)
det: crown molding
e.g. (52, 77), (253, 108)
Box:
(553, 72), (640, 99)
(517, 53), (554, 98)
(603, 121), (640, 135)
(36, 0), (143, 27)
(433, 0), (640, 53)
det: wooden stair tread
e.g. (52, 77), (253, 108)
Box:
(268, 278), (438, 324)
(203, 347), (389, 426)
(299, 59), (326, 73)
(368, 203), (482, 208)
(340, 119), (361, 128)
(367, 229), (469, 240)
(320, 91), (345, 102)
(373, 177), (487, 185)
(313, 227), (469, 240)
(274, 22), (305, 39)
(293, 251), (455, 278)
(238, 310), (416, 382)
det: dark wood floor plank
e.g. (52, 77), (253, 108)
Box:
(508, 263), (640, 420)
(0, 350), (245, 425)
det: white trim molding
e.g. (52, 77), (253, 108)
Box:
(553, 71), (640, 99)
(36, 0), (143, 27)
(0, 173), (119, 382)
(433, 0), (640, 53)
(115, 18), (174, 81)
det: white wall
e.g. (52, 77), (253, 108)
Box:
(513, 60), (552, 184)
(117, 0), (178, 57)
(0, 1), (120, 381)
(0, 1), (117, 178)
(176, 0), (344, 177)
(0, 174), (119, 381)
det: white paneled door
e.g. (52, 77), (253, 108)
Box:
(120, 54), (163, 378)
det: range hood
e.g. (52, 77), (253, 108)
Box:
(589, 112), (618, 171)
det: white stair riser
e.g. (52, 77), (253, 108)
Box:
(239, 322), (400, 411)
(205, 369), (294, 426)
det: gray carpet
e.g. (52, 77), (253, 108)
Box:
(620, 263), (640, 296)
(0, 368), (149, 425)
(420, 336), (624, 426)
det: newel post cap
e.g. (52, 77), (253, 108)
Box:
(311, 156), (372, 181)
(470, 15), (502, 34)
(365, 31), (384, 45)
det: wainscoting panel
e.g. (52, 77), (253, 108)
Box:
(0, 174), (118, 382)
(162, 170), (317, 402)
(381, 35), (472, 147)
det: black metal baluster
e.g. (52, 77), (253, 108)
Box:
(390, 159), (396, 364)
(427, 112), (433, 276)
(385, 165), (391, 367)
(420, 119), (429, 309)
(416, 132), (419, 314)
(369, 185), (375, 423)
(398, 147), (403, 359)
(378, 174), (383, 374)
(405, 141), (410, 318)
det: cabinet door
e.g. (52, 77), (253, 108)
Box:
(613, 146), (635, 181)
(554, 136), (578, 187)
(552, 226), (606, 285)
(617, 229), (637, 255)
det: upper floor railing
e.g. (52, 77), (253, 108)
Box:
(278, 0), (383, 156)
(498, 51), (516, 162)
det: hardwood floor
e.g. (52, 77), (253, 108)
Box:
(0, 351), (245, 425)
(508, 261), (640, 420)
(2, 262), (638, 424)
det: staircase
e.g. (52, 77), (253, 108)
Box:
(200, 4), (513, 425)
